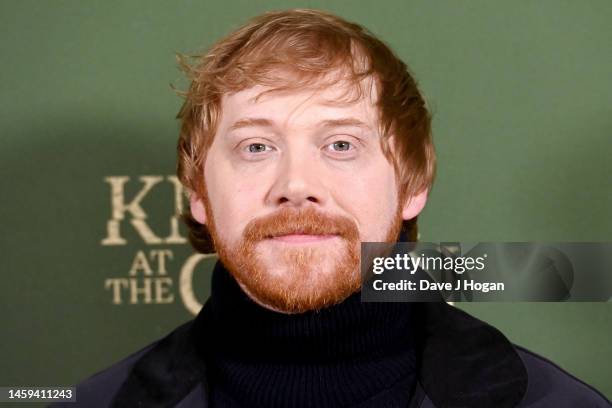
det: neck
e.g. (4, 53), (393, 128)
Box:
(193, 261), (421, 407)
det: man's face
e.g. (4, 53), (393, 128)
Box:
(191, 77), (427, 313)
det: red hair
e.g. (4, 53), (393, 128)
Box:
(176, 9), (436, 251)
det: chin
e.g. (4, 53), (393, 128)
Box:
(241, 258), (360, 314)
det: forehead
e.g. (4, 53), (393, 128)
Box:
(218, 75), (380, 131)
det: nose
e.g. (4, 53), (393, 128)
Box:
(266, 149), (328, 208)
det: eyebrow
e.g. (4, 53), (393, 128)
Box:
(228, 117), (274, 131)
(228, 117), (372, 132)
(319, 118), (372, 131)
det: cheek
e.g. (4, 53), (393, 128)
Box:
(205, 160), (268, 241)
(335, 164), (399, 240)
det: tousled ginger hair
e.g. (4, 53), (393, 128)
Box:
(176, 9), (436, 253)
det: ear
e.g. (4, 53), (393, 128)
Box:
(189, 194), (208, 224)
(402, 188), (429, 220)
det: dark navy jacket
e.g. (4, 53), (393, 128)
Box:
(51, 302), (610, 407)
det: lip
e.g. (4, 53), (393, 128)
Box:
(269, 234), (338, 243)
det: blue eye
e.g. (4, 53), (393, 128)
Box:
(330, 140), (352, 151)
(247, 143), (269, 153)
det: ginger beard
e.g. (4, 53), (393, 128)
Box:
(201, 190), (405, 314)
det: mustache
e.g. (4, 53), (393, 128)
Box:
(243, 207), (360, 242)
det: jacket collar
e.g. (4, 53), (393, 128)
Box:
(111, 300), (527, 408)
(415, 301), (527, 407)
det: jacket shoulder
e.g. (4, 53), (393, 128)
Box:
(48, 341), (157, 407)
(516, 346), (610, 407)
(49, 321), (194, 408)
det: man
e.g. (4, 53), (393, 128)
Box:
(55, 9), (609, 408)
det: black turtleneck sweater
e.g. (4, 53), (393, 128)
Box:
(192, 260), (422, 408)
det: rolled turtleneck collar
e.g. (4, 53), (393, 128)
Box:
(193, 260), (422, 408)
(111, 228), (528, 408)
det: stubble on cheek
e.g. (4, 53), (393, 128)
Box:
(203, 190), (404, 313)
(214, 206), (362, 313)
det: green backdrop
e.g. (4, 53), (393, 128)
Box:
(1, 0), (610, 404)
